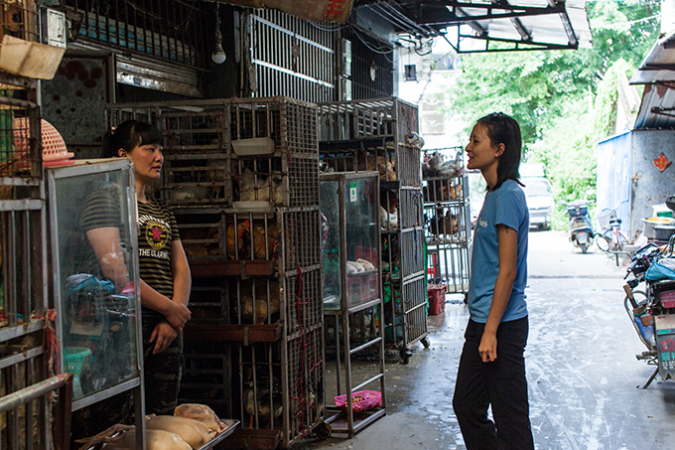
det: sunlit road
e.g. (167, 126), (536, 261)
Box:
(303, 230), (675, 450)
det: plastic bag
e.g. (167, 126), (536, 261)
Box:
(646, 260), (675, 281)
(334, 390), (382, 413)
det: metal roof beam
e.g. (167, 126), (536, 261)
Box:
(495, 0), (533, 42)
(417, 1), (566, 25)
(456, 7), (488, 38)
(546, 0), (578, 47)
(456, 32), (577, 52)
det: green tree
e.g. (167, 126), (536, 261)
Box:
(442, 0), (660, 227)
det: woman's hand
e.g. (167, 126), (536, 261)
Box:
(163, 300), (192, 330)
(149, 320), (179, 355)
(479, 331), (498, 363)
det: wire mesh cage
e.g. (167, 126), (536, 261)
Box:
(399, 188), (423, 230)
(0, 165), (50, 448)
(180, 340), (233, 417)
(0, 0), (39, 43)
(317, 97), (418, 144)
(422, 148), (471, 294)
(0, 355), (50, 449)
(319, 141), (421, 187)
(175, 207), (322, 329)
(0, 208), (46, 330)
(107, 97), (319, 208)
(0, 86), (41, 182)
(400, 228), (425, 280)
(225, 330), (324, 449)
(283, 327), (325, 447)
(402, 276), (428, 345)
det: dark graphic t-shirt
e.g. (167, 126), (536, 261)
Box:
(137, 197), (180, 317)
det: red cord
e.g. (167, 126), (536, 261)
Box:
(293, 263), (308, 436)
(35, 310), (60, 374)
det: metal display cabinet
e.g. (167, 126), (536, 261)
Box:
(106, 96), (319, 209)
(320, 172), (386, 437)
(46, 159), (145, 449)
(319, 98), (428, 363)
(422, 148), (471, 297)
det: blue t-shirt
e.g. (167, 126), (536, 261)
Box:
(468, 180), (529, 323)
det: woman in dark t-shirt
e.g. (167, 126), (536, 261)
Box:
(86, 120), (192, 415)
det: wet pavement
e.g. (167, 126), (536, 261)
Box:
(300, 230), (675, 450)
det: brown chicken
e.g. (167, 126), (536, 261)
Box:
(235, 278), (281, 324)
(424, 181), (463, 202)
(429, 210), (459, 236)
(358, 152), (396, 181)
(250, 220), (279, 260)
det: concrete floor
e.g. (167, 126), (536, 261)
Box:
(300, 230), (675, 450)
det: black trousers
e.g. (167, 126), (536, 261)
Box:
(453, 316), (534, 450)
(142, 315), (184, 415)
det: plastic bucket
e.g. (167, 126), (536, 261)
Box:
(64, 347), (92, 377)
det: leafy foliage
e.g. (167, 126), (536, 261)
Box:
(442, 0), (660, 229)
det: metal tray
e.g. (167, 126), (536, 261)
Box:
(195, 419), (240, 450)
(89, 418), (240, 450)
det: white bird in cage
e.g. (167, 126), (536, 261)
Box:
(240, 169), (284, 205)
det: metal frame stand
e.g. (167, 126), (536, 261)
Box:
(321, 172), (386, 438)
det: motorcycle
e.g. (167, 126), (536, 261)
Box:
(561, 200), (595, 254)
(624, 228), (675, 388)
(623, 196), (675, 389)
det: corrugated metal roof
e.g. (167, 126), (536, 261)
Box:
(630, 32), (675, 85)
(631, 32), (675, 129)
(365, 0), (591, 52)
(634, 83), (675, 129)
(453, 0), (592, 50)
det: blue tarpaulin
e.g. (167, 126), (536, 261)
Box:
(597, 131), (632, 233)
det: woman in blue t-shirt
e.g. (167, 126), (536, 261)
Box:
(452, 112), (534, 449)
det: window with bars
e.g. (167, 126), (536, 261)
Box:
(60, 0), (211, 69)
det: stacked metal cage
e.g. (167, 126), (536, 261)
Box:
(107, 96), (325, 448)
(318, 98), (428, 362)
(422, 148), (471, 297)
(0, 1), (70, 446)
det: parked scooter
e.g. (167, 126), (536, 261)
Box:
(561, 200), (595, 254)
(622, 196), (675, 388)
(624, 239), (675, 388)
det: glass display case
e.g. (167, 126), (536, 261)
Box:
(47, 159), (144, 413)
(321, 173), (380, 311)
(320, 172), (386, 437)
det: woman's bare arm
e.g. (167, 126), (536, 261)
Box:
(478, 224), (518, 363)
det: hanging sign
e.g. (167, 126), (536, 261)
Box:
(219, 0), (353, 23)
(654, 152), (672, 173)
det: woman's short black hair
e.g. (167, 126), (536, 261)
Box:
(476, 112), (523, 191)
(102, 120), (163, 158)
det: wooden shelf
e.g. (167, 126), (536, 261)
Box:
(184, 323), (283, 344)
(188, 259), (276, 277)
(222, 428), (281, 450)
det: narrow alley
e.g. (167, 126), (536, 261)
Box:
(303, 231), (675, 450)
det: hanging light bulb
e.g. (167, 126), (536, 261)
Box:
(211, 4), (226, 64)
